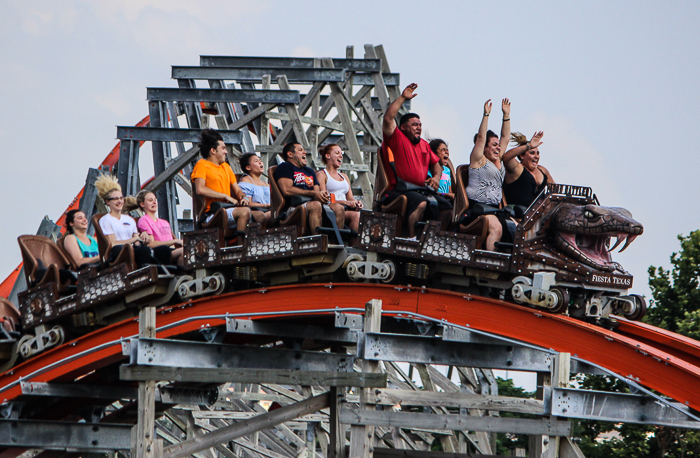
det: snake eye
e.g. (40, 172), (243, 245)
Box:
(584, 210), (595, 219)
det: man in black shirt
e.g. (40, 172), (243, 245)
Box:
(274, 143), (345, 235)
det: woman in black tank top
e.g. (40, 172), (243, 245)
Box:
(503, 131), (555, 209)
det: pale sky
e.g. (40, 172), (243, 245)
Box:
(1, 1), (698, 308)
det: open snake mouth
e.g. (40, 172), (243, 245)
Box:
(557, 232), (638, 272)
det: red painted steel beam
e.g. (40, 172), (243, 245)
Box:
(614, 317), (700, 368)
(1, 284), (699, 412)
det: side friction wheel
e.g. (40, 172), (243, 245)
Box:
(625, 294), (647, 321)
(548, 287), (570, 314)
(176, 275), (194, 301)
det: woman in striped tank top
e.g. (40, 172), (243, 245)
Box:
(465, 98), (512, 251)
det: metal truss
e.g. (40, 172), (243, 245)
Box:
(8, 301), (700, 458)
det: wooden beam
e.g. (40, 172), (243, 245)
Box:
(364, 45), (390, 112)
(268, 81), (326, 149)
(374, 389), (544, 414)
(335, 84), (382, 145)
(340, 409), (572, 436)
(133, 307), (158, 458)
(370, 448), (517, 458)
(264, 111), (343, 131)
(552, 352), (572, 458)
(163, 392), (330, 458)
(324, 58), (374, 202)
(374, 45), (401, 102)
(348, 299), (382, 458)
(559, 436), (586, 458)
(277, 73), (311, 149)
(121, 366), (386, 387)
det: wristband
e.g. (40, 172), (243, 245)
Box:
(483, 113), (489, 116)
(503, 118), (510, 122)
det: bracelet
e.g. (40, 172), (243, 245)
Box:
(483, 113), (489, 116)
(503, 118), (510, 122)
(525, 143), (532, 151)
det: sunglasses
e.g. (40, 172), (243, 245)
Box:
(106, 196), (124, 202)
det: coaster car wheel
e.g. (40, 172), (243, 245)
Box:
(624, 294), (647, 321)
(548, 287), (570, 314)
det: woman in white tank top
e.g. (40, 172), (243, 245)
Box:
(316, 144), (363, 232)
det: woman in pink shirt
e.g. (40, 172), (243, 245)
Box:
(125, 191), (183, 265)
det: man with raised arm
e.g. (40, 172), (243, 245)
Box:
(274, 142), (345, 235)
(381, 83), (452, 238)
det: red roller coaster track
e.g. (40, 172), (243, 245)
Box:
(1, 284), (700, 414)
(3, 116), (699, 437)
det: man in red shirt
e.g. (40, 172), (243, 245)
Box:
(382, 83), (452, 238)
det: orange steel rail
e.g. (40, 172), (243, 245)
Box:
(614, 317), (700, 368)
(1, 284), (699, 412)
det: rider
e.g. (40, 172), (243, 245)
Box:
(465, 98), (513, 251)
(381, 83), (452, 238)
(503, 131), (554, 210)
(316, 143), (363, 232)
(274, 142), (345, 234)
(191, 129), (251, 230)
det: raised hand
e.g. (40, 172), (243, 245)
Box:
(502, 98), (511, 117)
(402, 83), (418, 100)
(530, 131), (544, 149)
(484, 99), (492, 116)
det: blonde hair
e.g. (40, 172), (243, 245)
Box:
(94, 174), (122, 202)
(510, 132), (528, 146)
(122, 190), (153, 213)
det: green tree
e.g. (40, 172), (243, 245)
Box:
(579, 230), (700, 457)
(494, 377), (535, 455)
(646, 230), (700, 333)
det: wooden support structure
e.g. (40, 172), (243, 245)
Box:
(163, 392), (330, 458)
(133, 306), (160, 458)
(5, 45), (646, 458)
(348, 299), (382, 458)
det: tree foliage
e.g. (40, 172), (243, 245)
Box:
(495, 377), (535, 455)
(580, 230), (700, 457)
(646, 230), (700, 333)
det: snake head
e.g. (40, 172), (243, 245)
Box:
(551, 204), (643, 272)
